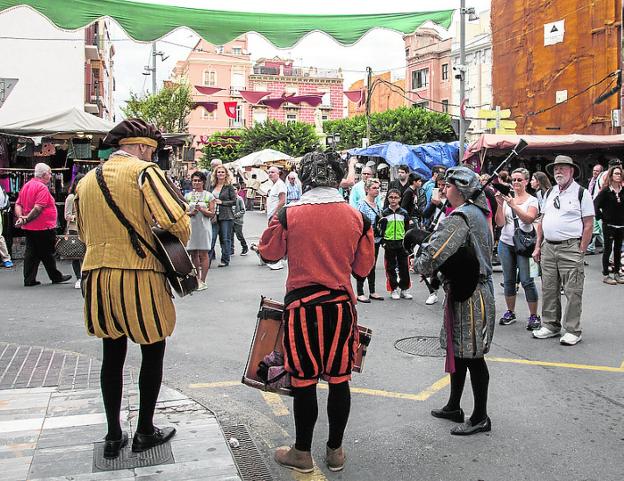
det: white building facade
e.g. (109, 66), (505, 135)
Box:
(0, 7), (114, 123)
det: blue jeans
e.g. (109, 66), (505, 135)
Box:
(497, 241), (538, 303)
(211, 219), (233, 265)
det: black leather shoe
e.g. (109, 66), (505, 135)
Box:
(24, 281), (41, 287)
(103, 431), (128, 459)
(450, 416), (491, 435)
(52, 274), (72, 284)
(132, 426), (176, 453)
(431, 407), (464, 423)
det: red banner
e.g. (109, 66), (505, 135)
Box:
(223, 101), (238, 118)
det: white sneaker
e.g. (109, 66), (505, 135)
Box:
(532, 326), (561, 339)
(74, 279), (81, 289)
(267, 260), (284, 270)
(391, 289), (400, 300)
(196, 281), (208, 291)
(425, 292), (438, 305)
(560, 332), (582, 346)
(400, 290), (413, 299)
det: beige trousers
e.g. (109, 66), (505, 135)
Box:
(541, 239), (585, 336)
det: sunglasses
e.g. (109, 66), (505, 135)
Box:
(511, 178), (525, 183)
(553, 195), (560, 209)
(387, 196), (400, 199)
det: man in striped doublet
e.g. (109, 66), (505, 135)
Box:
(75, 119), (190, 459)
(258, 151), (375, 473)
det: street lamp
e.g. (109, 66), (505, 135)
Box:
(458, 3), (478, 160)
(326, 132), (341, 151)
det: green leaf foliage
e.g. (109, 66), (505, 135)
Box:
(238, 120), (319, 158)
(122, 83), (193, 133)
(323, 106), (455, 149)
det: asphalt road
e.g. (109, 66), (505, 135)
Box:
(1, 211), (623, 481)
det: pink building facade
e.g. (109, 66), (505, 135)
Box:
(171, 36), (252, 146)
(246, 58), (343, 126)
(404, 28), (452, 114)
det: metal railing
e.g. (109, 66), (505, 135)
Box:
(252, 66), (341, 78)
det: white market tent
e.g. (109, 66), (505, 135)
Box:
(0, 107), (115, 137)
(230, 148), (293, 168)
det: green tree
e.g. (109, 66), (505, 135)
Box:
(122, 83), (193, 133)
(239, 120), (319, 157)
(199, 130), (243, 167)
(324, 106), (455, 149)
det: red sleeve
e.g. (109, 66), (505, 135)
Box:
(351, 225), (375, 278)
(258, 214), (287, 262)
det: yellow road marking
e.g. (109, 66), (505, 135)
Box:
(260, 391), (290, 416)
(316, 375), (449, 401)
(293, 466), (329, 481)
(189, 381), (240, 389)
(487, 356), (624, 373)
(620, 359), (624, 369)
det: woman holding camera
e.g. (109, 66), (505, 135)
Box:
(494, 168), (540, 330)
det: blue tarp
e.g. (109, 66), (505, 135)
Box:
(348, 141), (461, 178)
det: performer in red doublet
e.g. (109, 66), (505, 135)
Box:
(258, 151), (374, 473)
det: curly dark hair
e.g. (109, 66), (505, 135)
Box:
(299, 151), (346, 191)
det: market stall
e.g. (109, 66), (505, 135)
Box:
(0, 107), (115, 258)
(464, 134), (624, 181)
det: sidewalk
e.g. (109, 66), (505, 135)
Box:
(0, 342), (253, 481)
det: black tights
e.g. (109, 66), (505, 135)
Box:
(293, 381), (351, 452)
(444, 357), (489, 424)
(101, 337), (166, 440)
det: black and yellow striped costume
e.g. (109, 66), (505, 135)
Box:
(75, 152), (190, 344)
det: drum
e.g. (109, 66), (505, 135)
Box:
(242, 296), (372, 396)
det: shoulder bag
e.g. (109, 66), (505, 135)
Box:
(512, 215), (536, 257)
(55, 228), (86, 260)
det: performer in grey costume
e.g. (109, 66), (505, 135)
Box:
(414, 166), (495, 436)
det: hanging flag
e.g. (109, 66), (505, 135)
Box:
(194, 85), (223, 95)
(192, 101), (218, 112)
(259, 98), (286, 109)
(344, 90), (363, 104)
(239, 90), (270, 104)
(287, 95), (323, 107)
(224, 101), (238, 118)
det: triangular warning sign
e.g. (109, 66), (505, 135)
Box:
(0, 78), (18, 108)
(551, 25), (558, 33)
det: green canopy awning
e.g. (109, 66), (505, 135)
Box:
(0, 0), (454, 48)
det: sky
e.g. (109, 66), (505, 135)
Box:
(109, 0), (492, 119)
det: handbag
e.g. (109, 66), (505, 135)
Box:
(512, 216), (536, 257)
(55, 232), (86, 260)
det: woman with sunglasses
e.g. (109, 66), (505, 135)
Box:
(594, 165), (624, 284)
(494, 168), (540, 330)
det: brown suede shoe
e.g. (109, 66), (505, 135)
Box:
(274, 445), (314, 473)
(326, 445), (346, 472)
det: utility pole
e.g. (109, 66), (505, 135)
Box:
(365, 66), (372, 145)
(459, 0), (466, 159)
(151, 42), (157, 94)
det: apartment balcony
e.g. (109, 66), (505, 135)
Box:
(229, 86), (245, 97)
(84, 102), (99, 114)
(251, 65), (341, 79)
(228, 119), (246, 128)
(85, 44), (99, 60)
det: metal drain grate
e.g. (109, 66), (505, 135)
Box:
(395, 336), (445, 357)
(222, 424), (272, 481)
(92, 440), (174, 472)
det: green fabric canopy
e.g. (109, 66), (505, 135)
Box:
(0, 0), (454, 48)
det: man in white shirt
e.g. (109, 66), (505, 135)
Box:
(264, 166), (287, 270)
(532, 156), (595, 346)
